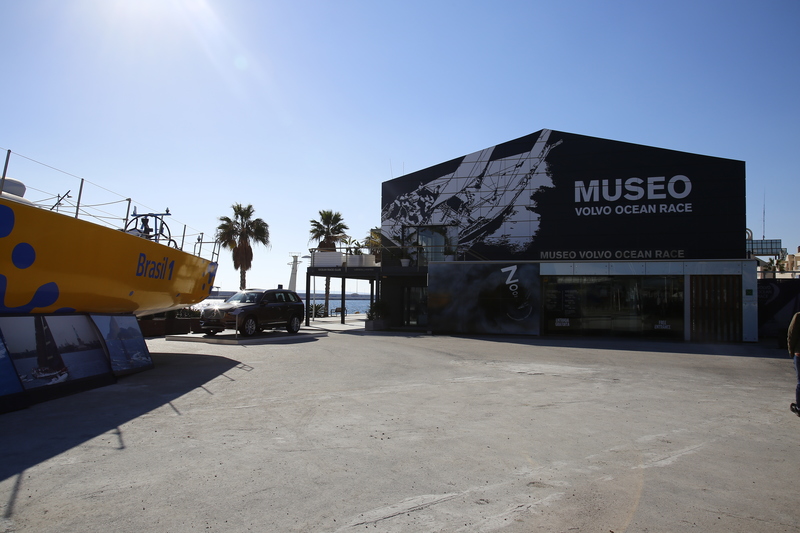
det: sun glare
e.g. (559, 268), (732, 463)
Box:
(93, 0), (271, 100)
(110, 0), (210, 19)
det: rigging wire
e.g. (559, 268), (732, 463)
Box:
(0, 146), (209, 237)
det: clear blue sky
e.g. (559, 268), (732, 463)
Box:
(3, 0), (798, 293)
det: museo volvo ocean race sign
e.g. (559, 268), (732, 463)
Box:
(381, 129), (746, 260)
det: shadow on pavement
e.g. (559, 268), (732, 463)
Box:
(357, 328), (788, 359)
(462, 334), (789, 359)
(166, 330), (324, 345)
(0, 352), (240, 483)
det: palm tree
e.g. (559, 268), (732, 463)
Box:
(364, 227), (382, 263)
(342, 236), (362, 256)
(762, 256), (787, 279)
(309, 210), (348, 315)
(216, 203), (270, 290)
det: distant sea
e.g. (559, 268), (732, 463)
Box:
(302, 295), (371, 315)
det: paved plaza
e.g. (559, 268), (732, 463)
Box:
(1, 318), (799, 532)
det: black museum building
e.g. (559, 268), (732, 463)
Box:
(309, 129), (756, 342)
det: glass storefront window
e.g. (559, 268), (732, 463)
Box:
(403, 225), (454, 264)
(641, 276), (684, 337)
(542, 275), (684, 337)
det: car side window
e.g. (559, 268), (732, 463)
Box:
(264, 292), (277, 303)
(276, 292), (286, 303)
(286, 292), (298, 302)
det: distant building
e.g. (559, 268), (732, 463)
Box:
(786, 248), (800, 276)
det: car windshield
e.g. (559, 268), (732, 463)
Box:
(226, 291), (262, 304)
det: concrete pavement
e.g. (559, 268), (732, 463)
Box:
(1, 324), (799, 532)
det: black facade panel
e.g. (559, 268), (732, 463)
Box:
(533, 131), (745, 261)
(488, 130), (545, 162)
(428, 262), (541, 335)
(381, 156), (465, 210)
(381, 129), (746, 261)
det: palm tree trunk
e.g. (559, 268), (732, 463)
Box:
(240, 269), (247, 290)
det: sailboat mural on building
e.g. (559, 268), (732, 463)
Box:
(381, 129), (562, 254)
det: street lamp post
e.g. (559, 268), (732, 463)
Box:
(301, 254), (314, 321)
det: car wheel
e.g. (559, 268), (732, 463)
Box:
(286, 315), (301, 334)
(240, 316), (258, 337)
(205, 330), (217, 336)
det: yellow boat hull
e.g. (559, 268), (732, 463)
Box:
(0, 198), (217, 316)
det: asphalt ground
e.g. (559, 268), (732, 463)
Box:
(1, 318), (799, 532)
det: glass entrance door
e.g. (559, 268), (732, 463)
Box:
(404, 286), (428, 327)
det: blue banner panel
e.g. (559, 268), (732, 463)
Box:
(0, 337), (23, 396)
(0, 316), (113, 391)
(91, 315), (152, 375)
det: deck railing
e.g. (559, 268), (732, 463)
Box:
(307, 243), (461, 270)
